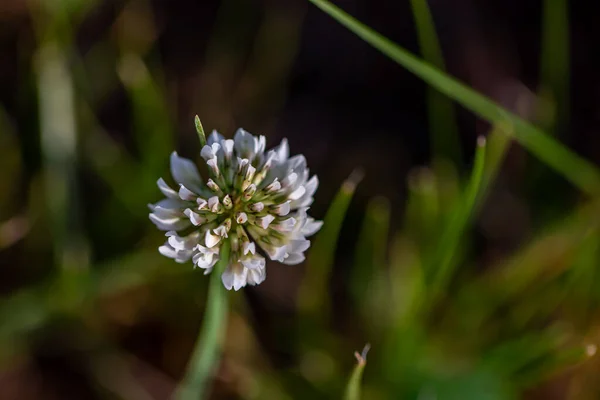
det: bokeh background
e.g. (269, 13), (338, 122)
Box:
(2, 0), (600, 399)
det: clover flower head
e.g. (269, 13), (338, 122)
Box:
(149, 119), (322, 290)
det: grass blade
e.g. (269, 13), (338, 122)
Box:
(539, 0), (569, 133)
(351, 196), (390, 304)
(344, 344), (370, 400)
(298, 170), (363, 317)
(430, 137), (487, 296)
(409, 0), (460, 163)
(308, 0), (600, 196)
(118, 54), (174, 176)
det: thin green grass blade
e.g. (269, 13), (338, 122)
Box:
(351, 196), (390, 304)
(118, 54), (174, 176)
(430, 137), (486, 297)
(344, 345), (370, 400)
(308, 0), (600, 196)
(409, 0), (460, 163)
(298, 170), (363, 317)
(481, 122), (512, 196)
(37, 41), (91, 313)
(539, 0), (569, 133)
(404, 167), (440, 259)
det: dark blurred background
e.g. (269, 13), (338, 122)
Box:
(2, 0), (600, 399)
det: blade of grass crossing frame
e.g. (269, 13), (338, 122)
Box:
(307, 0), (600, 196)
(409, 0), (461, 163)
(539, 0), (569, 133)
(298, 170), (363, 317)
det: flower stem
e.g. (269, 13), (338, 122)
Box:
(176, 240), (230, 400)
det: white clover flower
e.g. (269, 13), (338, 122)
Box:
(149, 118), (322, 291)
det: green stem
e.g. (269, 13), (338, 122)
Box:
(176, 240), (230, 400)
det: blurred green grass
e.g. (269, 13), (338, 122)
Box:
(1, 0), (600, 399)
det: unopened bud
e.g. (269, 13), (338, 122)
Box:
(243, 184), (257, 201)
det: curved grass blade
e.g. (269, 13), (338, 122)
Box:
(308, 0), (600, 196)
(430, 137), (487, 297)
(409, 0), (460, 163)
(351, 196), (390, 304)
(539, 0), (569, 133)
(298, 170), (363, 317)
(344, 344), (370, 400)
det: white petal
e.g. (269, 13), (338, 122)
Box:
(282, 173), (298, 188)
(221, 263), (248, 291)
(273, 201), (291, 216)
(193, 251), (217, 269)
(274, 138), (289, 162)
(214, 225), (229, 238)
(149, 213), (191, 231)
(288, 185), (306, 201)
(208, 196), (219, 210)
(159, 243), (192, 263)
(197, 198), (208, 210)
(205, 230), (222, 248)
(256, 214), (275, 229)
(256, 135), (266, 154)
(265, 245), (287, 262)
(273, 217), (296, 232)
(265, 179), (281, 193)
(247, 267), (266, 286)
(157, 178), (179, 199)
(167, 231), (200, 251)
(222, 140), (234, 159)
(301, 219), (323, 236)
(170, 152), (203, 193)
(158, 244), (178, 259)
(288, 239), (310, 254)
(282, 252), (305, 265)
(207, 130), (224, 145)
(234, 128), (257, 158)
(151, 198), (187, 212)
(184, 208), (206, 226)
(179, 185), (198, 201)
(292, 175), (318, 208)
(287, 155), (307, 172)
(236, 212), (248, 224)
(206, 158), (219, 175)
(241, 254), (265, 270)
(149, 205), (182, 219)
(201, 143), (220, 161)
(243, 241), (255, 255)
